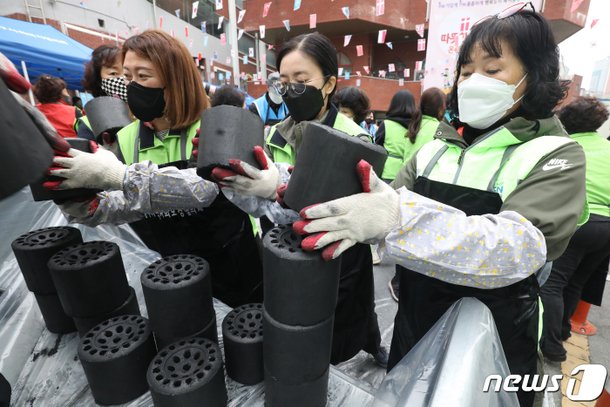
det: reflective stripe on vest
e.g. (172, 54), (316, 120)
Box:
(415, 129), (574, 202)
(117, 120), (199, 165)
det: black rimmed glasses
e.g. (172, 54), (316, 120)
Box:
(272, 76), (329, 96)
(474, 1), (536, 26)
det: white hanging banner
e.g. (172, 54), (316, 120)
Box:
(423, 0), (542, 91)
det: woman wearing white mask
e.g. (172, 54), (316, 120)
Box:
(292, 4), (587, 406)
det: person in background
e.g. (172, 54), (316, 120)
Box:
(78, 44), (128, 144)
(375, 90), (422, 182)
(292, 5), (587, 406)
(333, 86), (371, 125)
(386, 86), (446, 301)
(333, 86), (382, 264)
(362, 111), (378, 141)
(33, 75), (81, 138)
(211, 85), (245, 108)
(249, 72), (289, 127)
(72, 96), (83, 112)
(540, 96), (610, 362)
(50, 30), (263, 308)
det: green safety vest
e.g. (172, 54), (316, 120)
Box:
(570, 132), (610, 218)
(381, 115), (440, 181)
(415, 127), (589, 226)
(266, 110), (371, 165)
(117, 120), (198, 166)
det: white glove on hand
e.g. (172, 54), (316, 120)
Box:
(293, 160), (400, 261)
(49, 142), (126, 191)
(212, 146), (280, 200)
(59, 198), (100, 221)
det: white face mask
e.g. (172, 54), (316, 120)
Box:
(457, 72), (527, 129)
(268, 86), (284, 105)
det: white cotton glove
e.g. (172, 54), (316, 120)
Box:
(58, 198), (100, 221)
(48, 141), (127, 191)
(292, 160), (400, 261)
(211, 146), (280, 200)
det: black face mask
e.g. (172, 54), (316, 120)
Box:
(365, 118), (374, 124)
(282, 84), (326, 123)
(127, 81), (166, 122)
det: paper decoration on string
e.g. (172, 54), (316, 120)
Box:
(356, 45), (363, 57)
(341, 7), (350, 19)
(243, 55), (248, 64)
(294, 0), (301, 10)
(356, 79), (361, 87)
(379, 70), (386, 78)
(185, 26), (189, 37)
(356, 71), (361, 76)
(398, 78), (404, 86)
(175, 9), (180, 18)
(218, 16), (224, 29)
(309, 14), (317, 29)
(377, 29), (387, 44)
(415, 23), (425, 38)
(259, 24), (266, 38)
(375, 0), (384, 16)
(386, 42), (393, 50)
(248, 47), (254, 57)
(417, 38), (426, 52)
(344, 71), (350, 80)
(415, 61), (423, 71)
(215, 0), (223, 10)
(344, 35), (352, 47)
(283, 19), (291, 31)
(238, 29), (244, 40)
(363, 65), (370, 74)
(404, 68), (410, 78)
(263, 2), (272, 18)
(192, 1), (199, 18)
(591, 18), (599, 29)
(268, 44), (274, 50)
(238, 9), (246, 23)
(388, 63), (395, 72)
(220, 33), (226, 45)
(338, 67), (344, 76)
(201, 21), (206, 32)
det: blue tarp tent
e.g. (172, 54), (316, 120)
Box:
(0, 16), (92, 89)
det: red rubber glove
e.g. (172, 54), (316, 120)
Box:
(293, 160), (399, 261)
(0, 53), (30, 94)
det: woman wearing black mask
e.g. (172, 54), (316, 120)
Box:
(213, 32), (389, 367)
(49, 30), (263, 308)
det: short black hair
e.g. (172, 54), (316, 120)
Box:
(447, 9), (567, 122)
(386, 90), (422, 143)
(332, 86), (370, 123)
(82, 45), (121, 97)
(33, 75), (66, 103)
(210, 85), (245, 108)
(557, 97), (609, 134)
(276, 32), (338, 100)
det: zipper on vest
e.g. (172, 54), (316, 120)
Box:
(451, 127), (503, 184)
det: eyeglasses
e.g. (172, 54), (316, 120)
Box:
(273, 76), (329, 96)
(474, 2), (536, 26)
